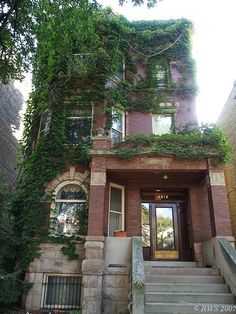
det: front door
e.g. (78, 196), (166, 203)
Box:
(152, 203), (179, 260)
(142, 199), (192, 261)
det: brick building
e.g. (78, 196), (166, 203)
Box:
(218, 81), (236, 237)
(23, 14), (235, 314)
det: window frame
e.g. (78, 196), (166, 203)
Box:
(108, 183), (125, 237)
(41, 273), (82, 310)
(65, 105), (93, 144)
(152, 113), (175, 136)
(50, 180), (87, 237)
(111, 108), (125, 143)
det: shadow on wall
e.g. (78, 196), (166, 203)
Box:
(0, 81), (23, 188)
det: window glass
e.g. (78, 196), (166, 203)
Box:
(111, 109), (124, 143)
(39, 109), (52, 136)
(110, 187), (122, 212)
(156, 207), (175, 249)
(50, 184), (87, 237)
(156, 64), (168, 87)
(153, 115), (172, 135)
(109, 212), (122, 237)
(65, 107), (92, 144)
(108, 185), (124, 236)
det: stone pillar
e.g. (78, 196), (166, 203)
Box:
(82, 236), (105, 314)
(207, 167), (232, 237)
(88, 155), (107, 236)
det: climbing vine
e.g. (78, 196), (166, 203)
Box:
(114, 124), (231, 164)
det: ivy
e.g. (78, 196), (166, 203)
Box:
(114, 125), (231, 164)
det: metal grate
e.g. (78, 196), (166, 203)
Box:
(42, 275), (81, 310)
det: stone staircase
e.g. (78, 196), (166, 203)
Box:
(144, 261), (236, 314)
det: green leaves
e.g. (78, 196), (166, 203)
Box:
(114, 125), (231, 164)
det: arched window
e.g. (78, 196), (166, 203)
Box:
(50, 183), (87, 236)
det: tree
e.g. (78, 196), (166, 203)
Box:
(0, 0), (160, 84)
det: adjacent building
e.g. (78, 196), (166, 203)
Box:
(218, 81), (236, 237)
(0, 81), (23, 188)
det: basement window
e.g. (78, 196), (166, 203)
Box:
(65, 107), (92, 144)
(41, 275), (81, 310)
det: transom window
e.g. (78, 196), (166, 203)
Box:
(111, 108), (125, 143)
(108, 184), (125, 236)
(153, 114), (174, 135)
(65, 107), (92, 144)
(50, 184), (87, 236)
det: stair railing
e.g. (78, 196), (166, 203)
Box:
(128, 236), (145, 314)
(203, 237), (236, 295)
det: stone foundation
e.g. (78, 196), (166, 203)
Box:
(23, 242), (85, 311)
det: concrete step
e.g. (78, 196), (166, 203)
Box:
(145, 302), (236, 313)
(145, 283), (229, 293)
(145, 275), (225, 284)
(145, 292), (235, 304)
(145, 267), (219, 276)
(144, 261), (197, 268)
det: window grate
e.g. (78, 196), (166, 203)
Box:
(42, 275), (81, 310)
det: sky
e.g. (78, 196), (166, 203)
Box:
(14, 0), (236, 139)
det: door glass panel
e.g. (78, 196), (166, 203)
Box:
(141, 203), (150, 247)
(156, 207), (175, 249)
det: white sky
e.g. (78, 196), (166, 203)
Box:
(14, 0), (236, 139)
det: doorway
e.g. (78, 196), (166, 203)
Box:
(141, 190), (193, 261)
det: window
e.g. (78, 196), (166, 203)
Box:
(111, 108), (125, 143)
(153, 114), (174, 135)
(65, 107), (92, 144)
(38, 109), (52, 137)
(41, 275), (81, 310)
(108, 184), (125, 237)
(156, 64), (169, 87)
(105, 54), (125, 88)
(50, 184), (87, 236)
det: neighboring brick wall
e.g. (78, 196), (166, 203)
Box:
(0, 82), (23, 187)
(189, 184), (212, 243)
(217, 81), (236, 237)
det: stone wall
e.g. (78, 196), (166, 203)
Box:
(217, 81), (236, 237)
(24, 242), (85, 311)
(0, 82), (23, 187)
(82, 236), (131, 314)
